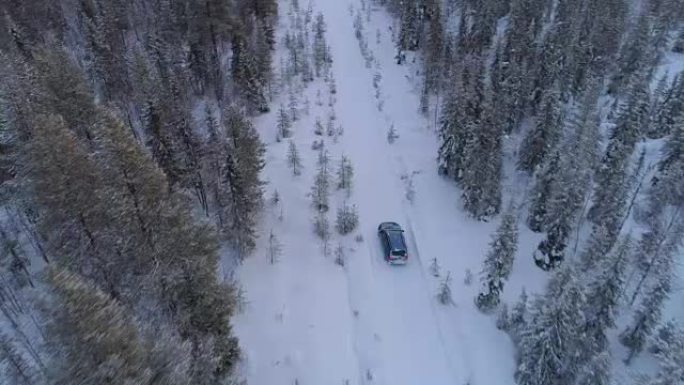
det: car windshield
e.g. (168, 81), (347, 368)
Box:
(388, 231), (406, 252)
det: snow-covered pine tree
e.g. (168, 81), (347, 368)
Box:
(288, 89), (299, 122)
(652, 75), (684, 139)
(277, 104), (292, 141)
(575, 352), (611, 385)
(313, 13), (330, 77)
(423, 2), (444, 95)
(437, 272), (453, 305)
(583, 236), (631, 354)
(620, 277), (671, 364)
(515, 266), (587, 385)
(311, 153), (331, 213)
(533, 85), (599, 269)
(232, 33), (269, 114)
(335, 203), (359, 235)
(629, 210), (683, 306)
(437, 80), (467, 179)
(268, 230), (282, 264)
(460, 60), (502, 220)
(219, 107), (266, 256)
(645, 323), (684, 385)
(476, 206), (519, 312)
(287, 140), (302, 176)
(43, 268), (156, 385)
(509, 288), (528, 342)
(527, 150), (560, 232)
(589, 72), (650, 226)
(609, 11), (654, 95)
(517, 85), (562, 173)
(337, 155), (354, 195)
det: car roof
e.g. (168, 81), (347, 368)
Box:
(387, 230), (406, 250)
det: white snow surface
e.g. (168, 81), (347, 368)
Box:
(232, 1), (526, 384)
(231, 1), (684, 385)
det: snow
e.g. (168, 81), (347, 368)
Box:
(232, 1), (684, 385)
(232, 1), (523, 384)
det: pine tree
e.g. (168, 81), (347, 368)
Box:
(576, 352), (611, 385)
(515, 267), (587, 385)
(288, 89), (299, 122)
(311, 155), (330, 213)
(437, 272), (453, 305)
(533, 86), (599, 269)
(517, 86), (562, 173)
(460, 62), (502, 219)
(646, 324), (684, 385)
(313, 13), (330, 77)
(476, 206), (519, 312)
(509, 288), (528, 341)
(583, 236), (631, 353)
(335, 203), (359, 235)
(268, 230), (282, 264)
(337, 155), (354, 195)
(43, 268), (154, 385)
(620, 279), (671, 364)
(287, 140), (302, 176)
(232, 32), (269, 114)
(527, 151), (560, 232)
(590, 73), (650, 226)
(609, 12), (654, 95)
(218, 106), (266, 256)
(276, 104), (292, 141)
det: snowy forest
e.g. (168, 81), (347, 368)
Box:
(0, 0), (683, 384)
(382, 0), (684, 383)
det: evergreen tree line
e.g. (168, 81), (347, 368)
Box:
(380, 0), (684, 383)
(0, 0), (279, 383)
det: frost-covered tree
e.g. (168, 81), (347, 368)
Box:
(336, 203), (359, 235)
(590, 73), (650, 226)
(609, 12), (654, 95)
(533, 86), (599, 269)
(288, 89), (299, 122)
(576, 352), (611, 385)
(527, 151), (560, 232)
(43, 268), (157, 385)
(476, 206), (519, 311)
(583, 236), (631, 354)
(509, 288), (528, 342)
(620, 278), (671, 364)
(337, 155), (354, 194)
(268, 230), (282, 264)
(313, 13), (331, 77)
(460, 62), (502, 219)
(517, 86), (562, 173)
(629, 212), (683, 306)
(287, 140), (302, 176)
(515, 267), (587, 385)
(437, 272), (453, 305)
(232, 33), (269, 114)
(645, 323), (684, 385)
(218, 107), (266, 256)
(277, 104), (292, 141)
(311, 155), (331, 213)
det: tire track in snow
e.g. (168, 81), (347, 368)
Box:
(314, 0), (462, 382)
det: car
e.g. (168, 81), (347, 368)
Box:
(377, 222), (408, 264)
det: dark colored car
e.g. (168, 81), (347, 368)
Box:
(377, 222), (408, 264)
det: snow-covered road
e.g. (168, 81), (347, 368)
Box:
(232, 0), (535, 383)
